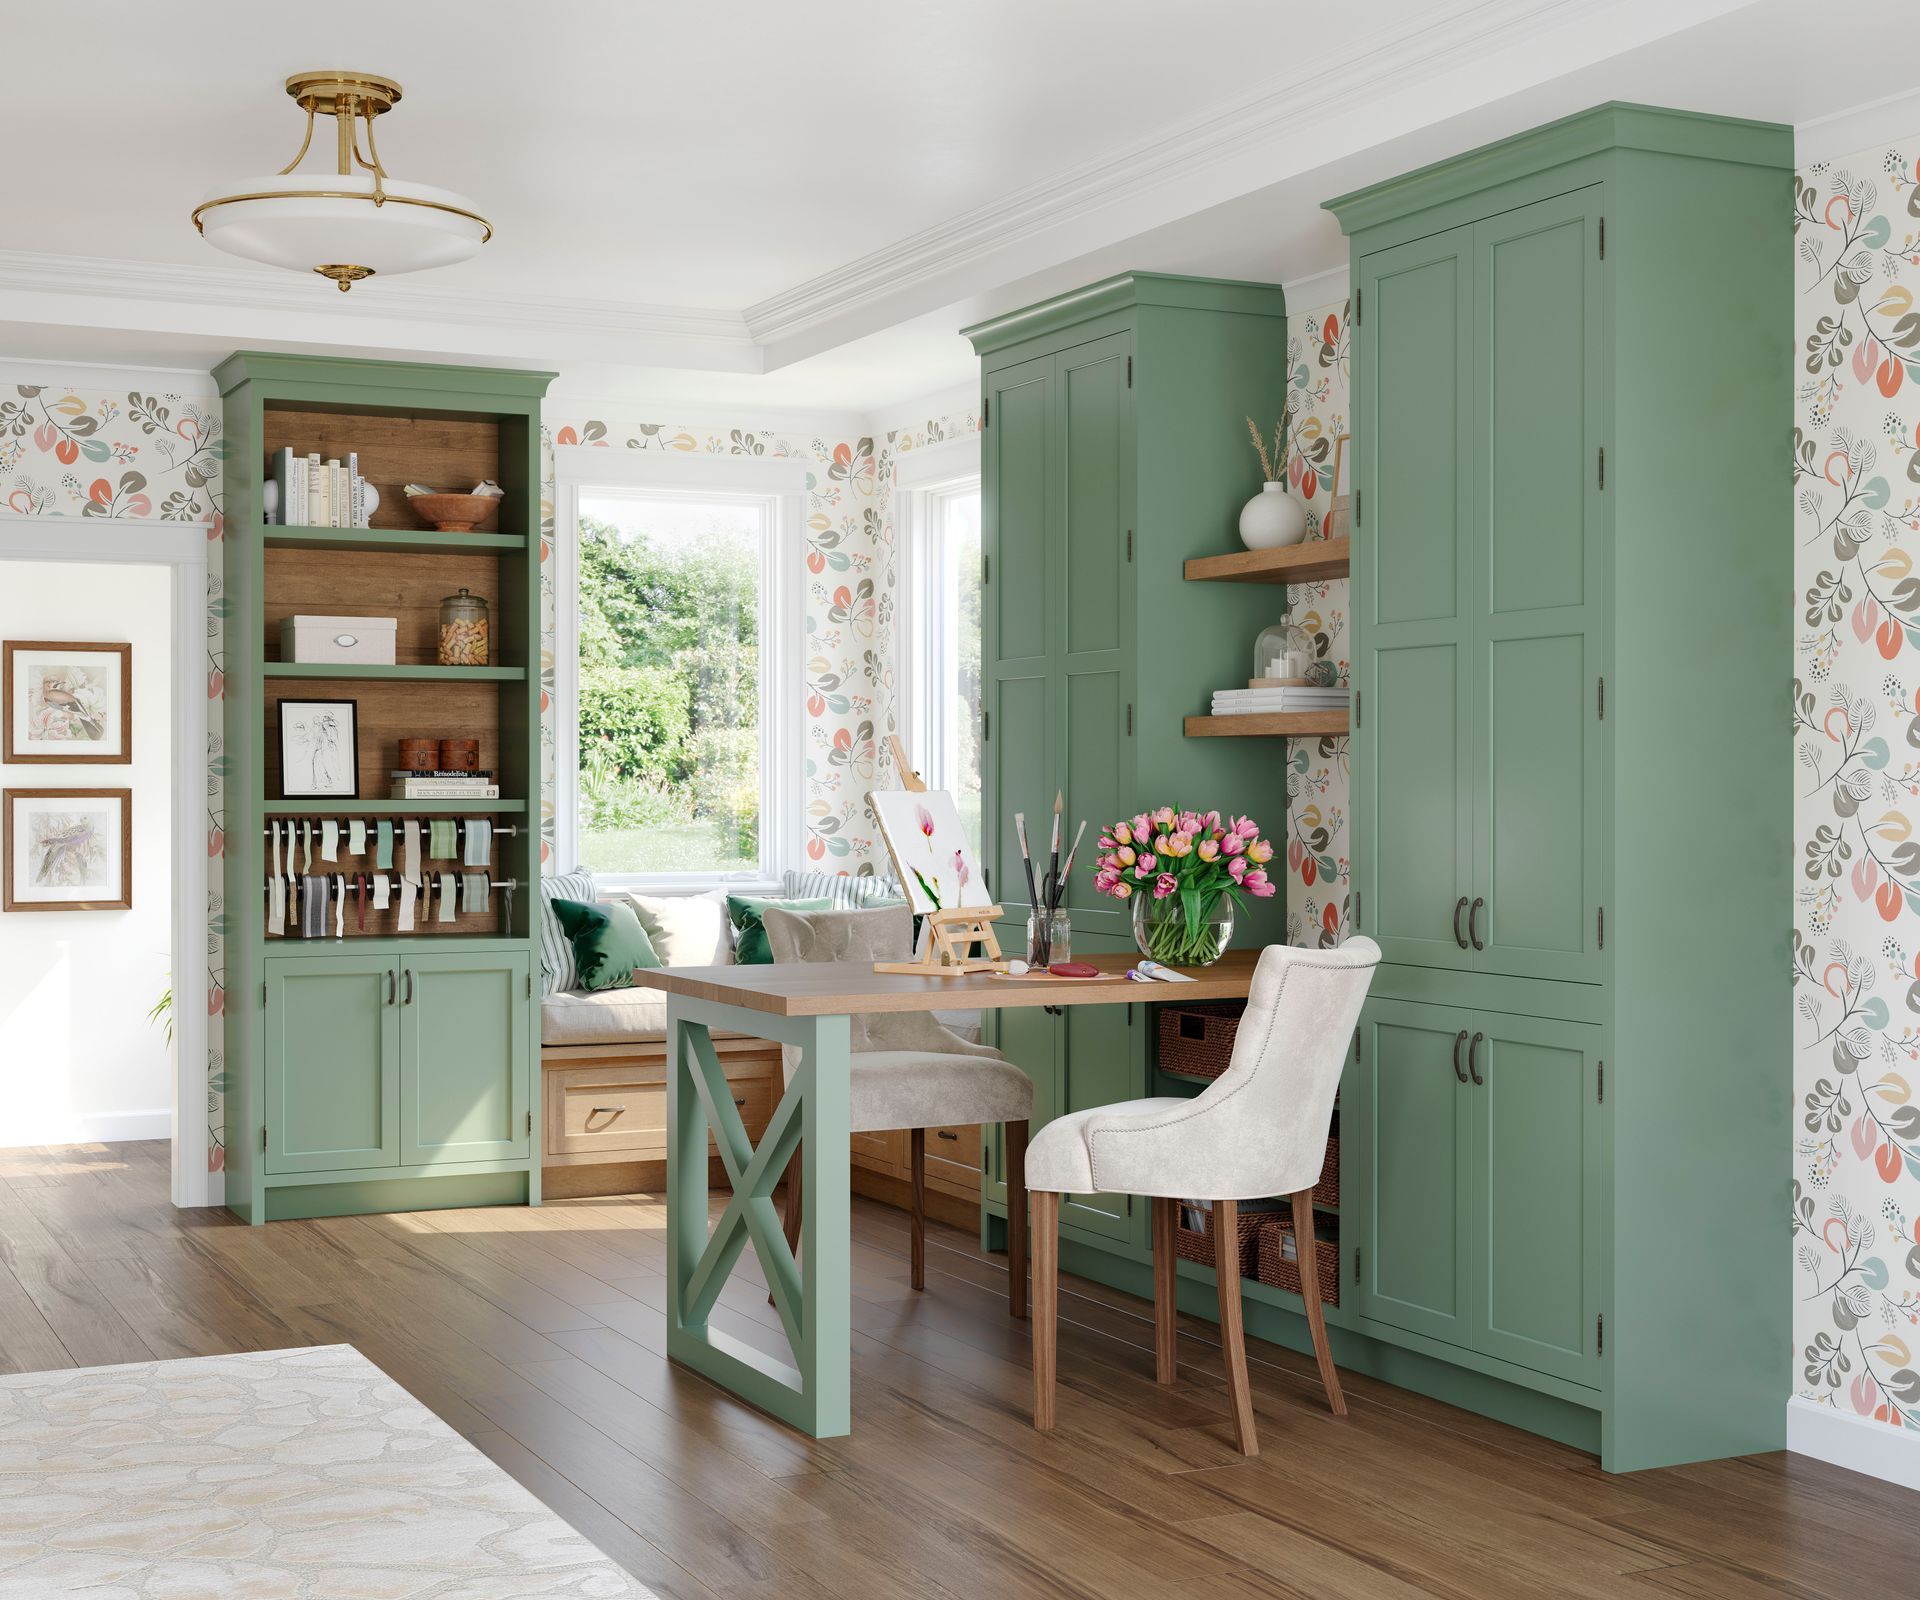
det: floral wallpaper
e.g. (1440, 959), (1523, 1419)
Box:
(1280, 297), (1353, 948)
(0, 376), (229, 1174)
(1792, 136), (1920, 1438)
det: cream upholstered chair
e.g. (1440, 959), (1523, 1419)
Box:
(1024, 936), (1380, 1453)
(762, 905), (1034, 1312)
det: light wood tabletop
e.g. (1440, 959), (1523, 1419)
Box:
(631, 948), (1259, 1017)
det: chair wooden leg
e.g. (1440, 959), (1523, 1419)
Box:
(909, 1128), (926, 1292)
(770, 1146), (803, 1306)
(1005, 1119), (1029, 1319)
(1291, 1188), (1346, 1417)
(1213, 1198), (1258, 1455)
(1031, 1189), (1059, 1431)
(1151, 1197), (1178, 1384)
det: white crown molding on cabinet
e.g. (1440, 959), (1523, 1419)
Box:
(1795, 84), (1920, 166)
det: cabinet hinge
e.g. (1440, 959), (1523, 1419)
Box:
(526, 973), (532, 999)
(1598, 677), (1605, 720)
(1354, 689), (1361, 729)
(1598, 1060), (1605, 1104)
(1126, 355), (1132, 388)
(1125, 529), (1132, 562)
(261, 1125), (268, 1152)
(261, 980), (268, 1007)
(982, 1146), (988, 1174)
(1598, 217), (1605, 260)
(1598, 446), (1605, 490)
(984, 866), (992, 894)
(1126, 703), (1133, 736)
(1354, 287), (1361, 324)
(983, 710), (990, 741)
(1354, 1246), (1362, 1284)
(1597, 1312), (1604, 1355)
(982, 396), (989, 428)
(527, 1110), (533, 1135)
(982, 553), (989, 585)
(1355, 487), (1362, 527)
(1598, 906), (1605, 949)
(1353, 1029), (1361, 1064)
(1126, 1194), (1134, 1215)
(1352, 889), (1360, 929)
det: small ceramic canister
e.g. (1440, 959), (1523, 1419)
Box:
(397, 738), (437, 774)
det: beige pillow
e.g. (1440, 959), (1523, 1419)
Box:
(622, 889), (734, 967)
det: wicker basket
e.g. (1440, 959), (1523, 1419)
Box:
(1156, 1003), (1245, 1080)
(1171, 1201), (1265, 1278)
(1255, 1210), (1340, 1306)
(1314, 1135), (1341, 1209)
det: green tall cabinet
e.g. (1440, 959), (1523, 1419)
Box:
(1329, 104), (1791, 1469)
(964, 274), (1293, 1255)
(218, 352), (553, 1224)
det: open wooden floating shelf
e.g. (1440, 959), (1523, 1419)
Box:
(1184, 535), (1349, 586)
(267, 798), (527, 816)
(262, 662), (526, 682)
(1184, 711), (1349, 739)
(262, 525), (528, 556)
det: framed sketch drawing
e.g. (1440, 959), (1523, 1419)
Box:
(277, 698), (359, 798)
(4, 788), (132, 911)
(3, 641), (132, 763)
(870, 788), (992, 915)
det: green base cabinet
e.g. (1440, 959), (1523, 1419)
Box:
(264, 956), (400, 1175)
(399, 951), (532, 1167)
(1330, 104), (1792, 1470)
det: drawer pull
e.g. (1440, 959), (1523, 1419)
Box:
(734, 1096), (747, 1107)
(936, 1129), (959, 1141)
(587, 1104), (626, 1117)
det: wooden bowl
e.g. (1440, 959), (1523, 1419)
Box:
(408, 493), (497, 533)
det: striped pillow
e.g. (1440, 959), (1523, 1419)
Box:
(539, 868), (597, 994)
(780, 868), (904, 910)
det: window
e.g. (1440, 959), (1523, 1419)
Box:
(553, 449), (804, 889)
(897, 437), (984, 854)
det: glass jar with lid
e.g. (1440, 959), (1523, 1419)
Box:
(438, 587), (490, 666)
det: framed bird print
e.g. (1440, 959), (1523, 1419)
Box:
(3, 641), (132, 763)
(4, 787), (132, 911)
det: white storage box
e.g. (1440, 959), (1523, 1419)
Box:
(279, 614), (398, 665)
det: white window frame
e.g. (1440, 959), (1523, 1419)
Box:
(892, 433), (982, 794)
(553, 445), (806, 894)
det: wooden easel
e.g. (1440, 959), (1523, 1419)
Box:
(872, 736), (1004, 975)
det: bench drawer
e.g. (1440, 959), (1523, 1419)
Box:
(922, 1122), (982, 1198)
(544, 1056), (775, 1164)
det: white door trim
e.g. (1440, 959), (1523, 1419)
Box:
(0, 514), (213, 1208)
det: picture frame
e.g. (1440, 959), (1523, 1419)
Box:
(3, 787), (132, 911)
(3, 641), (133, 763)
(276, 698), (360, 798)
(1324, 432), (1351, 540)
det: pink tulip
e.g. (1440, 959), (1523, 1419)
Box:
(1154, 835), (1171, 855)
(1113, 880), (1133, 899)
(1246, 839), (1273, 864)
(1197, 838), (1219, 861)
(1131, 812), (1151, 841)
(1113, 822), (1133, 845)
(1154, 872), (1178, 899)
(1244, 868), (1274, 897)
(1151, 806), (1175, 830)
(1220, 832), (1244, 856)
(1164, 833), (1192, 858)
(1137, 853), (1157, 874)
(1233, 815), (1260, 839)
(1095, 868), (1121, 894)
(1116, 846), (1136, 866)
(1204, 810), (1222, 831)
(1228, 855), (1248, 880)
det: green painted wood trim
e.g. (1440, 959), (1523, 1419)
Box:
(266, 937), (528, 959)
(1325, 102), (1792, 236)
(260, 526), (528, 556)
(267, 798), (527, 817)
(215, 350), (556, 402)
(261, 1156), (536, 1186)
(262, 662), (526, 682)
(964, 271), (1288, 354)
(1364, 963), (1610, 1024)
(262, 1171), (528, 1221)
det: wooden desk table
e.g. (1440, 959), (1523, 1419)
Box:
(632, 949), (1259, 1437)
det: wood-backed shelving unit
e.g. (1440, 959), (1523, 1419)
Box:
(218, 352), (554, 1225)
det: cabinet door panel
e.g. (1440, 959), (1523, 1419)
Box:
(1352, 998), (1472, 1348)
(1471, 189), (1606, 984)
(984, 354), (1052, 665)
(1059, 961), (1144, 1245)
(984, 1003), (1058, 1208)
(987, 671), (1050, 915)
(400, 952), (530, 1166)
(264, 956), (397, 1174)
(1470, 1011), (1602, 1386)
(1356, 227), (1474, 969)
(1062, 665), (1128, 935)
(1059, 334), (1131, 658)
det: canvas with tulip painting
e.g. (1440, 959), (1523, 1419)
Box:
(869, 789), (993, 917)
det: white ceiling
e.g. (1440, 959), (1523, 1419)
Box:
(4, 0), (1919, 415)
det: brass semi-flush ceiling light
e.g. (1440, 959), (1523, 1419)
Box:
(192, 71), (493, 291)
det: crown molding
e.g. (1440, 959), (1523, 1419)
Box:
(1282, 266), (1352, 316)
(739, 0), (1684, 347)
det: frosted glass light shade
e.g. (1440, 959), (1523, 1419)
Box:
(195, 173), (488, 283)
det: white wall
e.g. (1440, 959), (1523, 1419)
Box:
(0, 559), (173, 1145)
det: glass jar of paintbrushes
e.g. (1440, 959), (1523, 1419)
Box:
(1015, 790), (1086, 967)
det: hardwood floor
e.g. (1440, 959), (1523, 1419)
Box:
(1, 1140), (1913, 1600)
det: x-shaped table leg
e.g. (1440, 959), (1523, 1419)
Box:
(665, 1000), (851, 1437)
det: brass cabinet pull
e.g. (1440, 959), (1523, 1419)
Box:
(1452, 1029), (1469, 1083)
(936, 1129), (960, 1141)
(1468, 1031), (1486, 1086)
(1453, 896), (1469, 948)
(1468, 898), (1486, 951)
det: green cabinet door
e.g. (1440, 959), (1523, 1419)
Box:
(1469, 1011), (1603, 1386)
(1352, 997), (1473, 1348)
(1355, 227), (1475, 970)
(1470, 189), (1607, 985)
(985, 1001), (1060, 1207)
(1057, 933), (1145, 1245)
(982, 350), (1055, 915)
(1056, 332), (1134, 941)
(398, 952), (531, 1166)
(263, 955), (398, 1174)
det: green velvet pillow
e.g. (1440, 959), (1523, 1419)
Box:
(550, 897), (659, 991)
(727, 895), (833, 964)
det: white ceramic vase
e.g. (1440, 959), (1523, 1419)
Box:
(1239, 482), (1308, 550)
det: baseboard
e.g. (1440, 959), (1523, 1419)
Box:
(1787, 1395), (1920, 1490)
(0, 1109), (172, 1149)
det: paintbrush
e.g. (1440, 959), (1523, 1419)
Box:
(1055, 819), (1088, 911)
(1045, 791), (1062, 912)
(1015, 811), (1042, 911)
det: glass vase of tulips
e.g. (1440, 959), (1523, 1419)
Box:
(1090, 807), (1277, 967)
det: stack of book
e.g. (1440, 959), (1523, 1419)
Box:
(389, 769), (500, 800)
(1209, 683), (1351, 717)
(271, 447), (370, 528)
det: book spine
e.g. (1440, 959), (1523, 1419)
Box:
(307, 453), (322, 525)
(389, 784), (501, 799)
(271, 448), (290, 525)
(348, 452), (360, 528)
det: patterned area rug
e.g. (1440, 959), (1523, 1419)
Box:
(0, 1344), (651, 1597)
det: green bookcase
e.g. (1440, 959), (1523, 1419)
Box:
(217, 352), (554, 1224)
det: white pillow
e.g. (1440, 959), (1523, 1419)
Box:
(623, 889), (734, 967)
